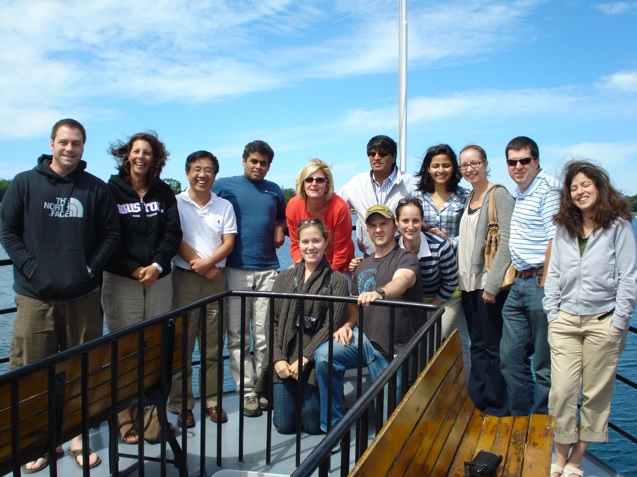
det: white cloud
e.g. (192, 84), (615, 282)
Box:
(595, 2), (637, 15)
(543, 142), (637, 193)
(344, 87), (600, 129)
(597, 71), (637, 94)
(0, 1), (541, 138)
(546, 142), (637, 166)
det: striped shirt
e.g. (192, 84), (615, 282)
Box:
(509, 169), (561, 271)
(412, 187), (469, 249)
(398, 231), (458, 302)
(371, 165), (399, 204)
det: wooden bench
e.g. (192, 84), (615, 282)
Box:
(350, 330), (554, 476)
(0, 313), (187, 475)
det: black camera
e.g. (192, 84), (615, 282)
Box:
(296, 315), (318, 333)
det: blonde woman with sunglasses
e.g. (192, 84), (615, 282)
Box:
(286, 159), (355, 277)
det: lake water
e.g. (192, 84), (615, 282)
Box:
(1, 230), (636, 475)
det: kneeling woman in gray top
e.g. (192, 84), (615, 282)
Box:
(257, 219), (349, 434)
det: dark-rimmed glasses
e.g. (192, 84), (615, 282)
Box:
(459, 160), (485, 171)
(304, 176), (327, 184)
(506, 157), (534, 167)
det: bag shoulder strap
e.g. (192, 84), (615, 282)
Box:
(488, 187), (499, 226)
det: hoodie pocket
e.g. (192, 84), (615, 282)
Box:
(30, 248), (90, 299)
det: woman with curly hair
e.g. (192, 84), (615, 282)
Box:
(102, 132), (182, 444)
(544, 160), (637, 477)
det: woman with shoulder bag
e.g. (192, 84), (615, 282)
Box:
(457, 144), (514, 416)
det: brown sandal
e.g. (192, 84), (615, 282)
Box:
(118, 419), (139, 444)
(68, 448), (101, 469)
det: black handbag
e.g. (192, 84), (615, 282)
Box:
(464, 450), (503, 477)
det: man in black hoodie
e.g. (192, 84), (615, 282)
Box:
(0, 118), (120, 471)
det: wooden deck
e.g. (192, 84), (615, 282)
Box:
(350, 330), (554, 476)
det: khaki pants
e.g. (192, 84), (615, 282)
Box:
(10, 291), (102, 369)
(169, 268), (227, 409)
(102, 271), (173, 332)
(225, 267), (278, 396)
(440, 295), (471, 379)
(548, 310), (627, 444)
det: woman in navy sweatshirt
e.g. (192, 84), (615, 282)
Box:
(102, 131), (182, 444)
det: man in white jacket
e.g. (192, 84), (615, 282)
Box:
(339, 135), (417, 256)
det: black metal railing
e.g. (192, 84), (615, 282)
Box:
(2, 253), (637, 476)
(166, 289), (443, 473)
(0, 274), (442, 476)
(609, 324), (637, 445)
(292, 302), (445, 477)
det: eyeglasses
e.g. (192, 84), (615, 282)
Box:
(367, 150), (389, 158)
(298, 218), (324, 227)
(304, 176), (327, 184)
(506, 157), (535, 167)
(397, 198), (423, 206)
(459, 160), (484, 171)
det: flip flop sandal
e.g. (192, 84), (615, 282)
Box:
(21, 448), (64, 474)
(68, 448), (102, 469)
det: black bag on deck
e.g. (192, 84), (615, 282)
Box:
(464, 450), (503, 477)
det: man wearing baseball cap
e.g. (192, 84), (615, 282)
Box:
(314, 204), (423, 432)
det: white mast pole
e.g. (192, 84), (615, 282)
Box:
(398, 0), (408, 173)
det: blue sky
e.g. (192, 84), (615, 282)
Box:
(1, 0), (636, 195)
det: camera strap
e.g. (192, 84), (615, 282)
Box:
(293, 264), (332, 328)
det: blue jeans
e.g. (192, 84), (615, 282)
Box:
(314, 328), (389, 432)
(500, 276), (551, 416)
(272, 378), (321, 434)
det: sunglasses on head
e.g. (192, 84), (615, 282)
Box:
(506, 157), (534, 167)
(397, 198), (423, 206)
(298, 218), (324, 227)
(304, 177), (327, 184)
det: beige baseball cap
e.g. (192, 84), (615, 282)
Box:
(365, 204), (394, 222)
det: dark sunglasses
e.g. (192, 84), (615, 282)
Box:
(367, 150), (389, 158)
(304, 176), (327, 184)
(506, 157), (534, 167)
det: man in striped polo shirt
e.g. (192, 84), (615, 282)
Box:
(500, 136), (561, 416)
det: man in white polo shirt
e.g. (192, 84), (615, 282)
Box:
(500, 136), (560, 416)
(169, 150), (237, 427)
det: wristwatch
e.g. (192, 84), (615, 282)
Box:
(152, 262), (163, 273)
(375, 288), (385, 299)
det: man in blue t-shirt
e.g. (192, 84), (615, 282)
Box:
(212, 140), (286, 417)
